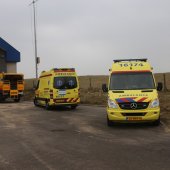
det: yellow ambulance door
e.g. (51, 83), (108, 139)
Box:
(53, 76), (79, 103)
(43, 77), (50, 100)
(65, 76), (79, 102)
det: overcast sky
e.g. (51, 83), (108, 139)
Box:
(0, 0), (170, 78)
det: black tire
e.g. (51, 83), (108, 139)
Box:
(45, 101), (51, 110)
(0, 95), (3, 102)
(34, 98), (38, 106)
(0, 98), (5, 103)
(107, 116), (113, 127)
(71, 105), (77, 110)
(153, 117), (160, 126)
(14, 98), (20, 102)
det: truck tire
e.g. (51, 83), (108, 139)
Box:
(0, 98), (5, 103)
(14, 98), (20, 102)
(0, 94), (5, 102)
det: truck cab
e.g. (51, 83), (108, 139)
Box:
(0, 73), (24, 102)
(102, 59), (163, 126)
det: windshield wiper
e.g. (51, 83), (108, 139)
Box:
(141, 90), (153, 92)
(112, 90), (124, 93)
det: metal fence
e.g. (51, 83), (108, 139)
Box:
(24, 73), (170, 92)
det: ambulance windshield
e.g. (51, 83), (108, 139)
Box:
(54, 77), (77, 89)
(110, 72), (155, 90)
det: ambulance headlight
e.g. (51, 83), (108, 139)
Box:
(150, 99), (159, 108)
(108, 99), (118, 109)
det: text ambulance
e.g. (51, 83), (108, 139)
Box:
(102, 59), (163, 126)
(34, 68), (80, 109)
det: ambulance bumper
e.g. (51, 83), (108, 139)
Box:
(107, 107), (160, 123)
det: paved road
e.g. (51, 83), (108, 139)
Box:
(0, 101), (170, 170)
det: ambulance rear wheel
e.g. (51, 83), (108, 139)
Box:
(71, 105), (77, 110)
(107, 116), (113, 127)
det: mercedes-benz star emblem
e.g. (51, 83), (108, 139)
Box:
(130, 103), (137, 109)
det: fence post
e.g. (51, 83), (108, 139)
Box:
(89, 77), (92, 89)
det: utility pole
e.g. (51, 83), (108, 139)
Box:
(30, 0), (39, 79)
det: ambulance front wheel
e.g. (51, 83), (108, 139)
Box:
(107, 115), (113, 127)
(45, 101), (51, 110)
(34, 98), (38, 106)
(152, 117), (160, 126)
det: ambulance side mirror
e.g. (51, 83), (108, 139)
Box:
(157, 82), (163, 91)
(102, 84), (108, 93)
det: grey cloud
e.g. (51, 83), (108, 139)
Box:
(0, 0), (170, 78)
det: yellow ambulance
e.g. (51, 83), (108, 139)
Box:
(34, 68), (80, 109)
(102, 59), (163, 126)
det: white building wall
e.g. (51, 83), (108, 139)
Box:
(6, 63), (17, 73)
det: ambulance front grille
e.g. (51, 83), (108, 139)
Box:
(122, 112), (147, 116)
(119, 102), (149, 110)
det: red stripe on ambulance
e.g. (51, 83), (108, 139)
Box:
(137, 97), (147, 102)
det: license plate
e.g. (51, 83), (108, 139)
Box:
(58, 90), (66, 96)
(56, 99), (65, 103)
(126, 117), (142, 121)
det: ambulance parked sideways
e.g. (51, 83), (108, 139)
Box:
(34, 68), (80, 109)
(0, 73), (24, 102)
(102, 59), (163, 126)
